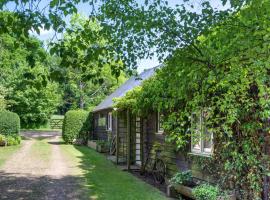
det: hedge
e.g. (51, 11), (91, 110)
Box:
(0, 110), (20, 136)
(62, 110), (92, 144)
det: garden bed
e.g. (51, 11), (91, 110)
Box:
(169, 183), (236, 200)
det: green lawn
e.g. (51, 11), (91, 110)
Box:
(61, 144), (169, 200)
(0, 145), (21, 167)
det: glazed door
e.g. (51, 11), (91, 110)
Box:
(135, 117), (142, 166)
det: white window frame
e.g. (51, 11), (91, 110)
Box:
(191, 110), (213, 155)
(156, 112), (164, 134)
(107, 112), (112, 131)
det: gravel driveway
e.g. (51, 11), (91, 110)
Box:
(0, 131), (88, 200)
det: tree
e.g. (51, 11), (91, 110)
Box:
(0, 1), (251, 72)
(0, 17), (61, 127)
(53, 14), (126, 112)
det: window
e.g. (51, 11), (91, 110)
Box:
(156, 112), (164, 134)
(98, 114), (106, 127)
(191, 110), (213, 155)
(107, 112), (112, 131)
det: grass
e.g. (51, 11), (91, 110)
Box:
(60, 144), (169, 200)
(0, 144), (21, 167)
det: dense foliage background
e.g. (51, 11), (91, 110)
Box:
(0, 13), (126, 128)
(0, 0), (269, 199)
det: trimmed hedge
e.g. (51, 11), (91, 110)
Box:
(62, 110), (92, 144)
(0, 110), (20, 136)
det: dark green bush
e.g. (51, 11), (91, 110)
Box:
(0, 110), (20, 136)
(62, 110), (92, 144)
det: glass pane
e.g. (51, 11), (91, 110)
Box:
(203, 128), (212, 153)
(191, 113), (201, 152)
(202, 109), (212, 153)
(158, 113), (164, 132)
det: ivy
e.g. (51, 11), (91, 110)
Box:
(114, 1), (270, 199)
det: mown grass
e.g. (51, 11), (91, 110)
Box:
(61, 144), (168, 200)
(0, 145), (21, 167)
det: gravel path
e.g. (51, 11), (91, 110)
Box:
(0, 131), (88, 200)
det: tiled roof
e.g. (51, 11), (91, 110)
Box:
(93, 67), (157, 112)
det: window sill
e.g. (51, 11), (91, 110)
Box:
(155, 131), (164, 135)
(188, 152), (212, 158)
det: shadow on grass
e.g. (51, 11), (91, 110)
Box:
(47, 141), (66, 145)
(21, 131), (61, 141)
(69, 145), (168, 200)
(0, 172), (88, 200)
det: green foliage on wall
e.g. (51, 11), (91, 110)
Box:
(62, 110), (92, 144)
(114, 2), (270, 198)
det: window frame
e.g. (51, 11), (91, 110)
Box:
(98, 113), (106, 127)
(191, 110), (213, 155)
(107, 112), (112, 131)
(156, 112), (164, 134)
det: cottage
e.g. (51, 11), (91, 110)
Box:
(92, 67), (158, 165)
(91, 66), (198, 184)
(91, 63), (268, 199)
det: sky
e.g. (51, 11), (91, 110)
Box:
(15, 0), (227, 73)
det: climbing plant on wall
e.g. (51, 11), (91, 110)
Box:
(114, 1), (270, 199)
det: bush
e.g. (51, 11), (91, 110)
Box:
(0, 134), (21, 146)
(0, 110), (20, 136)
(6, 135), (21, 146)
(170, 170), (192, 185)
(192, 184), (220, 200)
(0, 134), (6, 146)
(62, 110), (92, 144)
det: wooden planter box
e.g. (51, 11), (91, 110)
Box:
(169, 184), (236, 200)
(87, 140), (97, 150)
(173, 184), (195, 199)
(96, 144), (109, 153)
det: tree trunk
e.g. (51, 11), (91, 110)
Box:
(79, 81), (84, 109)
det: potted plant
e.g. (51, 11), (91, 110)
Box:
(168, 171), (236, 200)
(96, 140), (109, 153)
(193, 184), (236, 200)
(169, 170), (197, 198)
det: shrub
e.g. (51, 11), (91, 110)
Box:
(192, 184), (220, 200)
(7, 135), (21, 146)
(62, 110), (92, 144)
(0, 134), (21, 146)
(0, 110), (20, 136)
(170, 170), (192, 185)
(0, 134), (6, 146)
